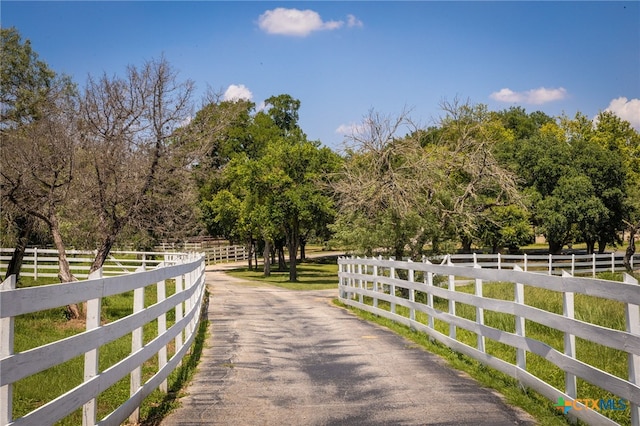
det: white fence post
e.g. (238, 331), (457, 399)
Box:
(33, 247), (38, 280)
(611, 252), (616, 274)
(548, 253), (553, 275)
(592, 253), (597, 278)
(514, 265), (526, 370)
(562, 270), (577, 399)
(174, 273), (184, 366)
(357, 259), (363, 304)
(424, 258), (434, 333)
(447, 257), (456, 339)
(83, 268), (103, 426)
(184, 264), (193, 338)
(373, 260), (379, 309)
(0, 274), (16, 426)
(129, 265), (146, 425)
(157, 277), (168, 393)
(408, 260), (415, 322)
(624, 273), (640, 426)
(474, 264), (485, 353)
(389, 259), (396, 314)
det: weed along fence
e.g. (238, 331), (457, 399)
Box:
(0, 252), (207, 426)
(338, 256), (640, 426)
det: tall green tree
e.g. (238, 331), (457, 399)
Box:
(198, 95), (338, 280)
(494, 108), (635, 254)
(591, 111), (640, 267)
(0, 27), (55, 128)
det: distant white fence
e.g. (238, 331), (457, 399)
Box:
(0, 252), (207, 426)
(441, 252), (638, 276)
(338, 255), (640, 426)
(201, 245), (248, 265)
(0, 248), (186, 281)
(0, 247), (246, 280)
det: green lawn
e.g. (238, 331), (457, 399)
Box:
(226, 260), (339, 290)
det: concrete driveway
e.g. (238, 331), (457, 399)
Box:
(161, 265), (535, 426)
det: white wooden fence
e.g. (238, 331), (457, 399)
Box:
(442, 252), (638, 276)
(338, 255), (640, 426)
(201, 245), (248, 265)
(0, 247), (246, 280)
(0, 252), (207, 426)
(0, 248), (184, 281)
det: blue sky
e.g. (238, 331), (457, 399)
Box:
(3, 1), (639, 149)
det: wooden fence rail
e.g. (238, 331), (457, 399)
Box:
(0, 252), (207, 426)
(338, 255), (640, 426)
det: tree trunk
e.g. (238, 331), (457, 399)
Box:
(597, 239), (607, 254)
(393, 244), (404, 262)
(624, 222), (638, 273)
(270, 245), (276, 266)
(299, 235), (307, 261)
(287, 222), (299, 282)
(90, 234), (116, 274)
(247, 238), (254, 270)
(50, 215), (81, 319)
(4, 214), (34, 280)
(263, 239), (271, 277)
(275, 238), (286, 270)
(548, 240), (563, 255)
(585, 240), (596, 255)
(460, 235), (473, 254)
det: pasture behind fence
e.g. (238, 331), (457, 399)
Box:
(338, 255), (640, 426)
(0, 252), (207, 426)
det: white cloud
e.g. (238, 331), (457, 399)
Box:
(604, 97), (640, 130)
(527, 87), (567, 104)
(223, 84), (253, 102)
(490, 88), (523, 103)
(490, 87), (568, 105)
(335, 122), (367, 136)
(258, 8), (362, 37)
(347, 14), (363, 28)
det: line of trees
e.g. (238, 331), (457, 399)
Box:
(2, 27), (639, 298)
(331, 102), (639, 269)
